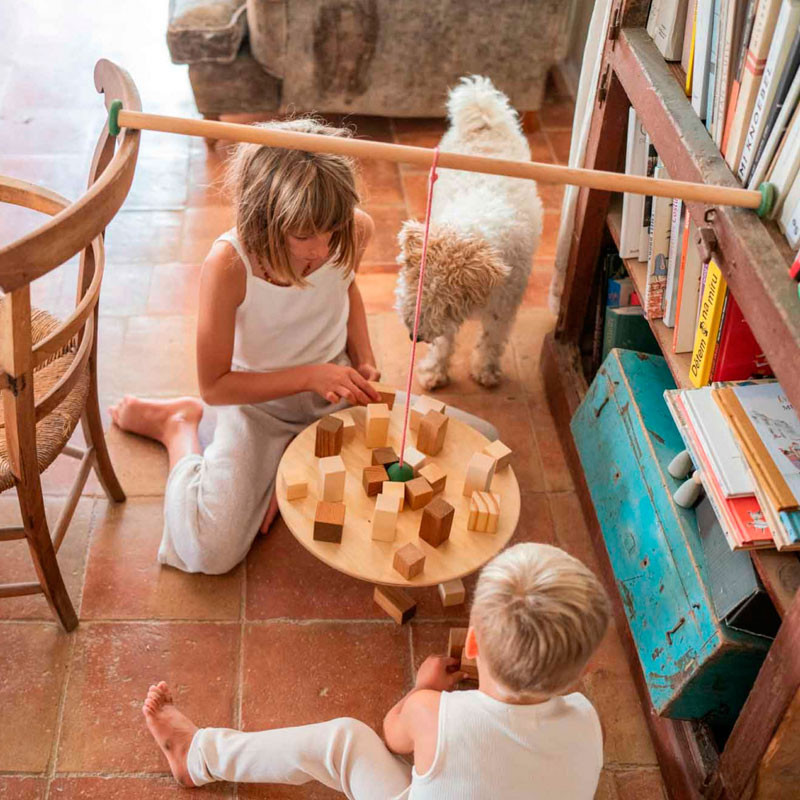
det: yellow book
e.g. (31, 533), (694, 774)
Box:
(689, 260), (727, 387)
(685, 3), (697, 97)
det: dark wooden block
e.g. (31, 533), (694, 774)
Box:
(419, 496), (454, 547)
(362, 465), (389, 497)
(447, 627), (477, 679)
(373, 585), (416, 624)
(369, 381), (396, 409)
(405, 476), (434, 511)
(393, 542), (426, 579)
(417, 409), (449, 455)
(313, 501), (345, 543)
(371, 446), (398, 468)
(315, 415), (343, 458)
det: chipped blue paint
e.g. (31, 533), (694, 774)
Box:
(571, 350), (769, 726)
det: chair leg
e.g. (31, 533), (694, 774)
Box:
(17, 475), (78, 632)
(82, 353), (125, 503)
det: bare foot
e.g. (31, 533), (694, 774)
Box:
(109, 396), (203, 445)
(259, 491), (280, 534)
(142, 681), (198, 787)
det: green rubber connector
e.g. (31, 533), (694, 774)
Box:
(108, 99), (122, 137)
(756, 182), (775, 218)
(387, 462), (414, 483)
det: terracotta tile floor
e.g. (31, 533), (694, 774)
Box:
(0, 2), (665, 797)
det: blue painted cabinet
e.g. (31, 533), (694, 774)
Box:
(571, 350), (769, 725)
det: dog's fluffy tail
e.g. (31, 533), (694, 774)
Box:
(446, 75), (520, 138)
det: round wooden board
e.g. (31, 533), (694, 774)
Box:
(276, 403), (521, 587)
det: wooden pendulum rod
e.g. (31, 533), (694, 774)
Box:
(108, 104), (775, 217)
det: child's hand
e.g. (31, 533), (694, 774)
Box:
(356, 363), (381, 383)
(310, 364), (379, 406)
(415, 656), (468, 692)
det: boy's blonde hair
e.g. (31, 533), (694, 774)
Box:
(472, 543), (610, 697)
(224, 118), (360, 287)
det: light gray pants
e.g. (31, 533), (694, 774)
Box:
(158, 369), (497, 574)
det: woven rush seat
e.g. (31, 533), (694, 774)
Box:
(0, 307), (90, 492)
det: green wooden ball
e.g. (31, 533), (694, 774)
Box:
(387, 462), (414, 483)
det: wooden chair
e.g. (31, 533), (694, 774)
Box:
(0, 60), (141, 631)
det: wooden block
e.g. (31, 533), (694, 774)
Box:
(313, 501), (345, 543)
(463, 452), (496, 497)
(419, 496), (454, 547)
(447, 627), (477, 679)
(467, 491), (500, 533)
(315, 415), (343, 457)
(419, 462), (446, 494)
(483, 439), (512, 471)
(281, 470), (308, 501)
(405, 476), (434, 511)
(369, 381), (397, 409)
(332, 410), (356, 442)
(381, 480), (405, 511)
(365, 403), (390, 448)
(372, 492), (400, 541)
(410, 395), (447, 431)
(393, 542), (426, 579)
(318, 455), (345, 502)
(417, 410), (449, 456)
(371, 446), (398, 468)
(461, 652), (479, 679)
(362, 464), (389, 497)
(438, 578), (466, 607)
(403, 446), (428, 476)
(374, 585), (416, 624)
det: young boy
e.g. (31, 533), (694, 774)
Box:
(142, 543), (611, 797)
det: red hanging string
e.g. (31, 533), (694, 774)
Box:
(398, 147), (440, 466)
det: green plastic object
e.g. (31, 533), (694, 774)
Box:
(756, 182), (775, 218)
(387, 462), (414, 483)
(108, 99), (123, 136)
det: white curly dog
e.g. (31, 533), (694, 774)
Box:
(395, 75), (542, 390)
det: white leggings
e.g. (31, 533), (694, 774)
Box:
(188, 717), (412, 799)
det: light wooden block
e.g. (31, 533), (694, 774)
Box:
(419, 496), (454, 547)
(313, 501), (345, 543)
(438, 578), (466, 607)
(332, 410), (356, 442)
(381, 480), (405, 511)
(315, 415), (343, 457)
(371, 446), (398, 468)
(372, 492), (400, 541)
(374, 585), (416, 624)
(281, 470), (308, 501)
(463, 452), (496, 497)
(405, 476), (434, 511)
(365, 403), (391, 448)
(393, 542), (426, 579)
(410, 395), (447, 431)
(419, 462), (446, 494)
(362, 464), (389, 497)
(403, 446), (428, 476)
(467, 491), (500, 533)
(417, 410), (449, 456)
(483, 439), (512, 471)
(369, 381), (397, 409)
(318, 455), (345, 502)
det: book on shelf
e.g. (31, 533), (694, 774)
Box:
(653, 0), (690, 59)
(706, 0), (722, 133)
(722, 0), (759, 156)
(765, 93), (800, 217)
(638, 138), (659, 260)
(686, 0), (699, 94)
(682, 0), (699, 74)
(620, 109), (647, 259)
(673, 214), (704, 353)
(725, 0), (783, 172)
(607, 276), (636, 308)
(736, 0), (800, 184)
(693, 0), (716, 120)
(778, 168), (800, 245)
(645, 162), (672, 319)
(710, 290), (772, 382)
(601, 306), (660, 362)
(648, 0), (663, 38)
(689, 259), (727, 387)
(663, 198), (685, 326)
(791, 246), (800, 278)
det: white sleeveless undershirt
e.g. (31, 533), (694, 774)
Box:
(408, 690), (603, 800)
(216, 229), (353, 373)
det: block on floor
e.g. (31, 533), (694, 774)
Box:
(315, 415), (344, 457)
(463, 452), (496, 497)
(405, 476), (433, 511)
(365, 403), (391, 448)
(483, 439), (512, 471)
(318, 455), (345, 502)
(374, 585), (416, 624)
(419, 496), (454, 547)
(393, 542), (426, 579)
(438, 578), (466, 607)
(417, 410), (449, 455)
(314, 501), (345, 543)
(419, 462), (446, 494)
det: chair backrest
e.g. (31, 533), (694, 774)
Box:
(0, 60), (141, 480)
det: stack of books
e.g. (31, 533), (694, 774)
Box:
(665, 380), (800, 551)
(647, 0), (800, 250)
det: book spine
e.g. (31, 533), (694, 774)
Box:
(706, 0), (721, 133)
(708, 289), (730, 379)
(690, 260), (728, 387)
(723, 0), (758, 155)
(639, 140), (659, 260)
(686, 1), (699, 95)
(693, 0), (715, 119)
(620, 109), (646, 258)
(714, 0), (739, 147)
(768, 98), (800, 214)
(655, 0), (690, 60)
(791, 246), (800, 279)
(672, 208), (693, 349)
(781, 192), (800, 247)
(683, 0), (699, 71)
(645, 164), (672, 320)
(664, 199), (684, 325)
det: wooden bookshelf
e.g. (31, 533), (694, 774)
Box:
(542, 2), (800, 797)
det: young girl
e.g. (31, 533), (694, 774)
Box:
(111, 119), (493, 575)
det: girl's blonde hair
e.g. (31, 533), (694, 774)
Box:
(472, 543), (610, 698)
(224, 118), (360, 287)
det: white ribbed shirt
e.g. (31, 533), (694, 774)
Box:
(408, 690), (603, 799)
(216, 229), (353, 373)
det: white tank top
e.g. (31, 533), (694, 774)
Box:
(408, 691), (603, 800)
(216, 229), (353, 373)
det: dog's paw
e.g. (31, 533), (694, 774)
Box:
(470, 363), (502, 389)
(417, 365), (450, 391)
